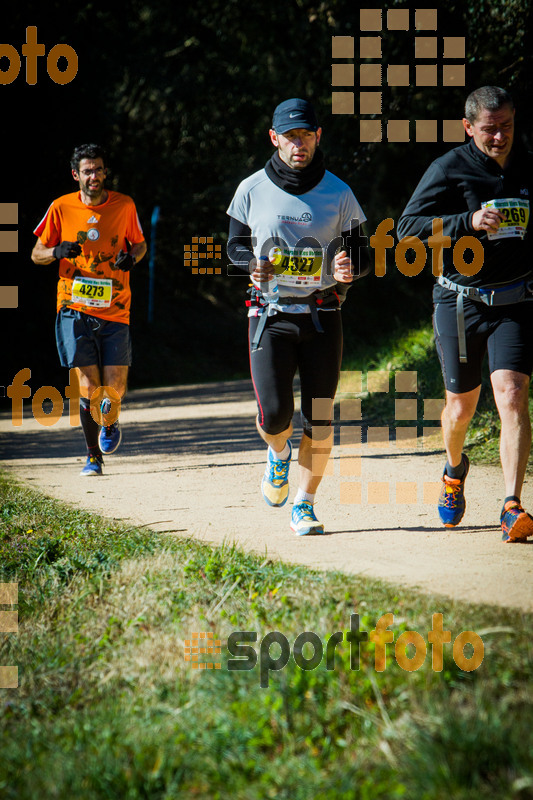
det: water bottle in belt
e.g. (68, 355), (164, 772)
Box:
(259, 255), (279, 303)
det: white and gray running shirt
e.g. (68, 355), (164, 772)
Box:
(227, 167), (366, 307)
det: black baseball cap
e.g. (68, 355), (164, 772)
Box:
(271, 98), (319, 134)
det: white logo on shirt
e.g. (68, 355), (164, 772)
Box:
(277, 212), (313, 224)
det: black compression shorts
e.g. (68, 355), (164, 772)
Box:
(433, 284), (533, 393)
(249, 310), (343, 437)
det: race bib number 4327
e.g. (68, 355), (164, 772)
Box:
(269, 246), (323, 287)
(71, 276), (113, 308)
(482, 198), (529, 240)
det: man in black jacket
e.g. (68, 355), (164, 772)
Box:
(398, 86), (533, 542)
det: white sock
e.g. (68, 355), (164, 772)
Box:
(294, 489), (315, 505)
(269, 443), (290, 461)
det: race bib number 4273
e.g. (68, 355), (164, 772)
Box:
(482, 198), (529, 240)
(71, 276), (113, 308)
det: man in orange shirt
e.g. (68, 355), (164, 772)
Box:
(31, 143), (147, 475)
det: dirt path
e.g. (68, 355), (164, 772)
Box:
(1, 379), (532, 610)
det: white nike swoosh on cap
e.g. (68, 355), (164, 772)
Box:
(289, 112), (303, 118)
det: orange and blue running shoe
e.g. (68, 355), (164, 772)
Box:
(501, 501), (533, 542)
(438, 454), (469, 527)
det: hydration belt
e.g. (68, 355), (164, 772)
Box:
(437, 275), (533, 364)
(247, 285), (342, 352)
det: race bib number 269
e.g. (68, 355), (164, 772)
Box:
(482, 198), (529, 240)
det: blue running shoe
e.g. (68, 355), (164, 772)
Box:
(261, 441), (292, 507)
(438, 454), (469, 527)
(80, 453), (104, 476)
(290, 501), (326, 536)
(99, 398), (122, 455)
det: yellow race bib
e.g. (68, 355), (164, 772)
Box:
(482, 198), (529, 240)
(269, 246), (323, 288)
(71, 276), (113, 308)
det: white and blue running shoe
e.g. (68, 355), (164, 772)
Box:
(261, 441), (292, 507)
(290, 501), (326, 536)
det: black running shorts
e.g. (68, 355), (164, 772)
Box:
(55, 308), (132, 368)
(433, 284), (533, 393)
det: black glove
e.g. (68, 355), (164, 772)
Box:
(53, 241), (82, 260)
(114, 249), (135, 271)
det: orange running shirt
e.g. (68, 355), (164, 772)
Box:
(34, 190), (145, 324)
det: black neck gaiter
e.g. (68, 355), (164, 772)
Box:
(264, 149), (326, 195)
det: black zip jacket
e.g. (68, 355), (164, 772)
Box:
(397, 138), (533, 288)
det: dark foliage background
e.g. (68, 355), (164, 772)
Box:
(1, 0), (531, 396)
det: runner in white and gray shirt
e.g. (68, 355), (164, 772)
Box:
(227, 97), (369, 536)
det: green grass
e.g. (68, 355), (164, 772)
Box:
(1, 474), (533, 799)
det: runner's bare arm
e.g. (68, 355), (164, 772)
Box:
(31, 239), (57, 265)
